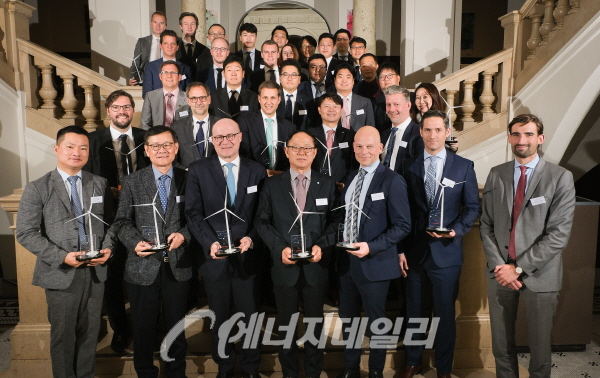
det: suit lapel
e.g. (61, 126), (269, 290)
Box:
(164, 167), (185, 223)
(235, 158), (250, 217)
(51, 169), (72, 212)
(413, 154), (428, 207)
(132, 129), (147, 171)
(279, 170), (297, 215)
(522, 157), (545, 211)
(99, 129), (118, 175)
(361, 164), (385, 220)
(304, 170), (321, 213)
(502, 161), (515, 215)
(141, 168), (160, 214)
(81, 171), (93, 213)
(208, 156), (227, 200)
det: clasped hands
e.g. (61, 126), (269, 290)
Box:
(494, 264), (523, 290)
(282, 245), (322, 264)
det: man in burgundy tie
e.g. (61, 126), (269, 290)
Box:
(481, 114), (576, 378)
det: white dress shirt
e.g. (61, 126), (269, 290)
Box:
(381, 116), (412, 171)
(218, 155), (241, 186)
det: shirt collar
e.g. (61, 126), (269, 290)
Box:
(260, 109), (277, 121)
(514, 154), (540, 170)
(213, 63), (223, 70)
(218, 155), (241, 168)
(360, 159), (380, 173)
(152, 165), (174, 181)
(392, 116), (412, 131)
(290, 168), (312, 181)
(227, 85), (241, 93)
(163, 87), (179, 97)
(283, 89), (297, 98)
(192, 114), (210, 126)
(109, 125), (133, 141)
(56, 167), (82, 182)
(338, 91), (352, 102)
(424, 147), (447, 161)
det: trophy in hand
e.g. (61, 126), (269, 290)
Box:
(205, 187), (245, 257)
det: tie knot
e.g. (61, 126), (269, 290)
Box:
(265, 118), (273, 126)
(519, 165), (527, 174)
(268, 69), (274, 73)
(327, 129), (335, 137)
(225, 162), (235, 170)
(159, 174), (170, 183)
(297, 174), (305, 182)
(287, 94), (293, 100)
(429, 155), (438, 161)
(358, 168), (367, 178)
(230, 90), (238, 95)
(67, 175), (79, 184)
(166, 93), (174, 98)
(216, 68), (223, 73)
(119, 134), (128, 140)
(197, 120), (204, 127)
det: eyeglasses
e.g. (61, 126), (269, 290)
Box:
(212, 132), (240, 143)
(160, 71), (180, 75)
(188, 96), (209, 103)
(379, 73), (398, 81)
(281, 73), (301, 78)
(309, 65), (326, 70)
(287, 146), (316, 153)
(146, 142), (174, 151)
(109, 104), (133, 111)
(211, 47), (229, 52)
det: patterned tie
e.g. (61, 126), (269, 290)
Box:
(285, 94), (293, 122)
(425, 155), (438, 206)
(153, 38), (161, 60)
(347, 169), (367, 242)
(67, 176), (87, 246)
(342, 96), (351, 129)
(164, 93), (174, 127)
(326, 129), (335, 156)
(268, 69), (276, 82)
(216, 68), (223, 90)
(225, 162), (236, 210)
(296, 174), (307, 212)
(383, 127), (398, 168)
(196, 121), (205, 157)
(265, 118), (275, 169)
(509, 166), (527, 261)
(158, 175), (169, 212)
(119, 134), (133, 175)
(229, 90), (240, 117)
(314, 82), (324, 98)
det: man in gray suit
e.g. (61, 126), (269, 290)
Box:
(115, 125), (192, 377)
(141, 60), (190, 129)
(129, 11), (167, 86)
(480, 114), (576, 378)
(333, 62), (375, 131)
(16, 126), (116, 378)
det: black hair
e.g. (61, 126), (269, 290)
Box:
(239, 22), (257, 35)
(144, 125), (178, 144)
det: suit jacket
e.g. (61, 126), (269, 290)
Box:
(298, 81), (316, 100)
(115, 165), (192, 286)
(236, 48), (264, 72)
(210, 87), (260, 120)
(172, 115), (221, 168)
(248, 68), (279, 94)
(310, 125), (357, 183)
(237, 111), (296, 171)
(176, 39), (208, 79)
(325, 58), (341, 88)
(142, 59), (193, 97)
(186, 155), (268, 280)
(197, 66), (222, 93)
(130, 35), (152, 82)
(338, 163), (411, 281)
(276, 90), (312, 130)
(353, 79), (380, 100)
(347, 93), (376, 131)
(254, 169), (342, 286)
(141, 88), (190, 129)
(16, 169), (117, 290)
(332, 52), (351, 62)
(380, 121), (424, 173)
(83, 127), (149, 188)
(399, 151), (481, 268)
(480, 157), (575, 292)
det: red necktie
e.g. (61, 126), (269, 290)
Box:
(508, 165), (527, 261)
(164, 93), (174, 127)
(326, 129), (335, 156)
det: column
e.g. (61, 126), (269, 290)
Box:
(182, 0), (207, 48)
(353, 0), (376, 54)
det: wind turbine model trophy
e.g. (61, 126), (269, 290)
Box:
(288, 192), (324, 260)
(131, 191), (170, 252)
(332, 200), (370, 251)
(65, 192), (108, 261)
(105, 142), (145, 176)
(191, 136), (212, 158)
(204, 187), (245, 257)
(315, 138), (343, 176)
(261, 140), (286, 170)
(425, 177), (466, 235)
(441, 95), (464, 147)
(128, 52), (143, 84)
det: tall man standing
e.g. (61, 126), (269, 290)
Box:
(480, 114), (575, 378)
(210, 55), (259, 120)
(237, 22), (263, 73)
(333, 29), (352, 61)
(176, 12), (209, 80)
(333, 63), (375, 132)
(196, 37), (230, 91)
(129, 11), (167, 86)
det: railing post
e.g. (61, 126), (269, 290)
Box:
(56, 69), (79, 124)
(479, 68), (498, 120)
(526, 13), (543, 60)
(459, 77), (478, 128)
(34, 58), (58, 118)
(539, 0), (556, 46)
(568, 0), (580, 14)
(553, 0), (570, 30)
(1, 0), (35, 90)
(445, 88), (459, 126)
(79, 79), (100, 133)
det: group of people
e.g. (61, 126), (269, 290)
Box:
(14, 10), (576, 378)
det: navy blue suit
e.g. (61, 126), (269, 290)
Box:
(276, 91), (312, 130)
(142, 59), (192, 97)
(399, 150), (480, 375)
(196, 66), (219, 93)
(298, 81), (315, 100)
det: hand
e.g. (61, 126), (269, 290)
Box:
(282, 247), (296, 265)
(309, 245), (322, 262)
(63, 251), (86, 267)
(266, 169), (283, 177)
(128, 77), (138, 86)
(335, 182), (345, 192)
(210, 242), (226, 259)
(399, 253), (409, 277)
(348, 242), (370, 258)
(446, 140), (459, 152)
(110, 187), (121, 199)
(494, 264), (521, 287)
(507, 279), (523, 291)
(87, 248), (112, 266)
(167, 233), (185, 250)
(427, 229), (456, 238)
(134, 240), (156, 257)
(239, 237), (252, 253)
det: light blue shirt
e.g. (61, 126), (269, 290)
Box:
(423, 148), (447, 196)
(344, 160), (380, 232)
(56, 168), (83, 206)
(513, 154), (539, 195)
(152, 165), (174, 198)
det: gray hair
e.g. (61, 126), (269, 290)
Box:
(383, 85), (410, 102)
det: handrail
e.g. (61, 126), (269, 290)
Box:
(434, 48), (513, 89)
(519, 0), (541, 17)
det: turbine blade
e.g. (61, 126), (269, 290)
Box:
(225, 209), (245, 222)
(204, 208), (225, 220)
(90, 213), (109, 225)
(288, 214), (301, 233)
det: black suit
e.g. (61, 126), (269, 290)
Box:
(186, 155), (267, 375)
(310, 125), (357, 183)
(276, 90), (312, 130)
(373, 90), (417, 133)
(380, 120), (424, 173)
(248, 68), (278, 94)
(325, 58), (341, 88)
(176, 39), (209, 80)
(254, 169), (342, 378)
(238, 111), (296, 171)
(210, 87), (259, 120)
(236, 48), (264, 73)
(172, 115), (221, 168)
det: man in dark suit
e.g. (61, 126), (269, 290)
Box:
(115, 126), (192, 378)
(17, 126), (116, 378)
(373, 63), (416, 131)
(142, 30), (192, 97)
(398, 110), (480, 378)
(353, 53), (380, 100)
(84, 90), (149, 353)
(238, 81), (295, 176)
(336, 126), (411, 378)
(310, 93), (356, 184)
(333, 28), (352, 62)
(196, 37), (230, 91)
(129, 11), (167, 86)
(176, 12), (209, 80)
(172, 82), (221, 168)
(277, 59), (311, 130)
(210, 55), (259, 120)
(348, 37), (366, 83)
(186, 118), (266, 378)
(236, 22), (263, 73)
(298, 54), (327, 101)
(480, 114), (575, 378)
(333, 63), (375, 131)
(255, 130), (342, 378)
(248, 40), (280, 93)
(318, 33), (340, 88)
(380, 85), (423, 172)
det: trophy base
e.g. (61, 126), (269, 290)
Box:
(144, 244), (170, 252)
(290, 251), (313, 261)
(215, 247), (241, 257)
(426, 227), (452, 235)
(336, 242), (360, 251)
(76, 250), (104, 262)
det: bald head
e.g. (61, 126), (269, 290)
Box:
(212, 118), (242, 161)
(353, 126), (383, 167)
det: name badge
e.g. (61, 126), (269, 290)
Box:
(247, 185), (257, 194)
(176, 195), (184, 203)
(316, 198), (328, 206)
(442, 178), (456, 188)
(299, 110), (307, 115)
(398, 140), (408, 148)
(91, 196), (103, 204)
(356, 109), (365, 115)
(240, 106), (249, 111)
(181, 75), (187, 81)
(530, 196), (546, 206)
(338, 142), (349, 149)
(179, 110), (189, 117)
(331, 70), (335, 75)
(371, 192), (385, 201)
(260, 64), (265, 69)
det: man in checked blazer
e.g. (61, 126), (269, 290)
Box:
(115, 126), (192, 378)
(17, 126), (116, 378)
(480, 114), (576, 378)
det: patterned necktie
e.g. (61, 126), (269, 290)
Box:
(268, 69), (276, 82)
(296, 174), (307, 212)
(326, 129), (335, 156)
(164, 93), (174, 127)
(196, 121), (205, 157)
(67, 176), (87, 246)
(314, 82), (324, 98)
(225, 162), (236, 210)
(342, 96), (351, 129)
(216, 68), (223, 90)
(425, 155), (438, 206)
(285, 94), (293, 121)
(265, 118), (274, 169)
(119, 134), (133, 175)
(509, 166), (527, 261)
(229, 90), (240, 117)
(153, 38), (161, 60)
(383, 127), (398, 168)
(347, 169), (367, 242)
(158, 175), (169, 212)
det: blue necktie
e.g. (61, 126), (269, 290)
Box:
(425, 156), (438, 206)
(158, 175), (170, 212)
(224, 162), (236, 209)
(383, 127), (398, 167)
(196, 120), (205, 157)
(285, 94), (293, 121)
(67, 176), (87, 246)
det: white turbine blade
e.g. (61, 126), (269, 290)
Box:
(289, 192), (301, 212)
(331, 203), (351, 211)
(153, 206), (165, 222)
(204, 208), (225, 220)
(131, 203), (154, 207)
(90, 213), (109, 225)
(128, 142), (145, 154)
(224, 208), (245, 222)
(288, 214), (301, 233)
(302, 211), (324, 215)
(351, 203), (371, 219)
(65, 213), (88, 223)
(316, 138), (327, 149)
(260, 142), (272, 155)
(192, 137), (211, 147)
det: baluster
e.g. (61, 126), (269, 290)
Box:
(553, 0), (570, 30)
(79, 80), (100, 132)
(539, 0), (556, 46)
(445, 89), (458, 126)
(459, 77), (477, 125)
(57, 70), (79, 123)
(526, 13), (544, 60)
(479, 69), (498, 120)
(568, 0), (579, 14)
(35, 60), (57, 116)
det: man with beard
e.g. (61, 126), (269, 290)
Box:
(83, 90), (149, 353)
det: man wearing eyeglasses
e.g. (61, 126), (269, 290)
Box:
(207, 23), (227, 47)
(276, 59), (311, 130)
(141, 61), (190, 129)
(186, 118), (267, 378)
(255, 129), (342, 378)
(196, 37), (230, 92)
(349, 37), (367, 83)
(115, 126), (192, 378)
(333, 29), (352, 62)
(372, 62), (413, 132)
(298, 54), (328, 101)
